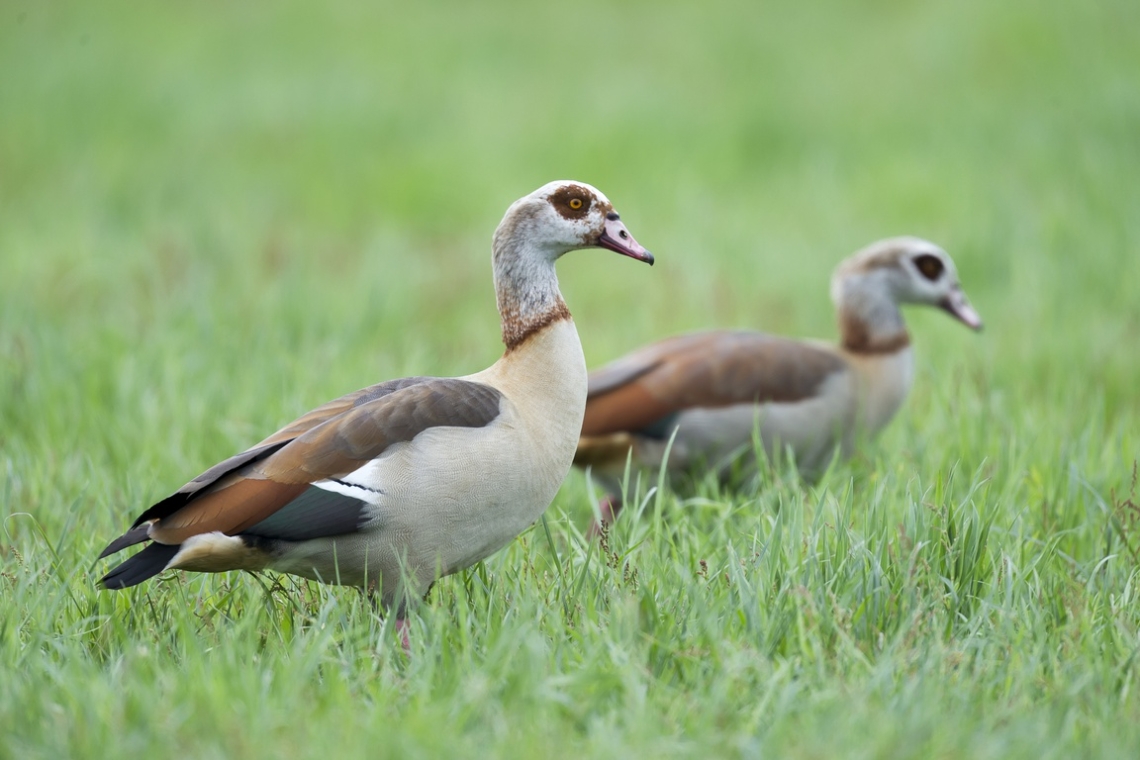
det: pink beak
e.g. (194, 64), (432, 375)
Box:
(941, 288), (983, 330)
(597, 215), (653, 265)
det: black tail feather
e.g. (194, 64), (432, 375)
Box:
(98, 524), (153, 559)
(100, 542), (180, 589)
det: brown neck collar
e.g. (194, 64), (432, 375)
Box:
(500, 298), (572, 351)
(838, 305), (911, 355)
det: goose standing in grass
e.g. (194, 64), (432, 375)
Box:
(97, 180), (654, 630)
(574, 237), (981, 524)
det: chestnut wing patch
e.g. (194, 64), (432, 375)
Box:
(145, 378), (504, 544)
(582, 331), (847, 437)
(255, 376), (437, 448)
(131, 376), (439, 528)
(258, 378), (503, 483)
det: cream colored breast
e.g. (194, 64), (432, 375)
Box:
(270, 319), (588, 599)
(478, 319), (588, 470)
(395, 318), (586, 571)
(846, 346), (915, 435)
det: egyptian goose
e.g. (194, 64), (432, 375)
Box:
(97, 180), (654, 621)
(575, 237), (981, 519)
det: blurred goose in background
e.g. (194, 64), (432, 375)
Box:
(575, 237), (981, 524)
(97, 180), (654, 633)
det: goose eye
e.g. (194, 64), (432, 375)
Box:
(549, 185), (593, 219)
(913, 254), (944, 281)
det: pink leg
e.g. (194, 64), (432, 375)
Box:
(395, 618), (411, 651)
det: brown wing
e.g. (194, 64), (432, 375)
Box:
(102, 377), (501, 551)
(253, 376), (437, 448)
(122, 376), (436, 532)
(580, 331), (847, 437)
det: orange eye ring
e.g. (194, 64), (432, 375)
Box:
(569, 198), (583, 210)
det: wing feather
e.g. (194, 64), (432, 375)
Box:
(145, 378), (502, 543)
(128, 377), (437, 528)
(581, 331), (847, 437)
(103, 377), (502, 553)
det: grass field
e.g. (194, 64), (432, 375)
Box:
(2, 0), (1139, 756)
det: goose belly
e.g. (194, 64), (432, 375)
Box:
(267, 406), (575, 600)
(850, 347), (914, 435)
(633, 372), (857, 477)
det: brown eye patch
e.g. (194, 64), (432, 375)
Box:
(549, 184), (593, 220)
(913, 253), (944, 281)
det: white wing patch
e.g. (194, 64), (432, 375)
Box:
(311, 476), (386, 506)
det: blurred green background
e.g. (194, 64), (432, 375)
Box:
(4, 0), (1136, 504)
(2, 0), (1139, 756)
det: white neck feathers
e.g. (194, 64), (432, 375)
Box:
(492, 226), (572, 352)
(833, 270), (910, 355)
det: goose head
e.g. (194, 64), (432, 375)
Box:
(832, 237), (983, 330)
(493, 180), (654, 265)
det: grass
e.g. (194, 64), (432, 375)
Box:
(2, 0), (1139, 756)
